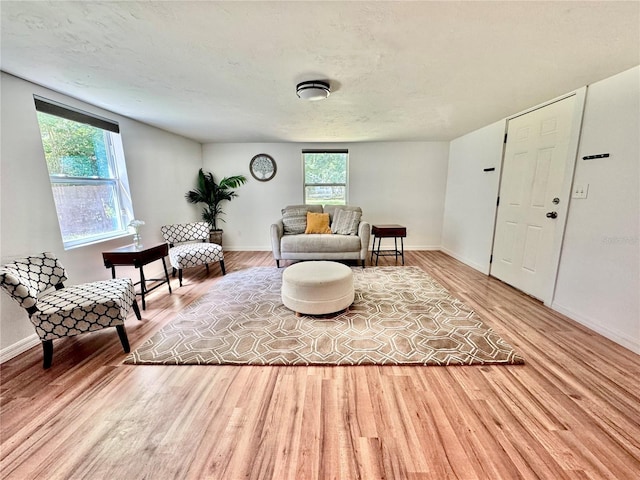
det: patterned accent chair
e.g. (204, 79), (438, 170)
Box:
(0, 252), (141, 369)
(160, 222), (225, 287)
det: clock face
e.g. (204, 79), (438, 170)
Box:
(250, 154), (277, 182)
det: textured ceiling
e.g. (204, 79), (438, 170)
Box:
(1, 1), (639, 143)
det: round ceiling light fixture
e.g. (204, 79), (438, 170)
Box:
(296, 80), (331, 101)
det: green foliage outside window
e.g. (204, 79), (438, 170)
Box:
(37, 112), (110, 178)
(304, 153), (347, 184)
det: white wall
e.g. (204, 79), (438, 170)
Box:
(441, 120), (506, 273)
(0, 72), (202, 355)
(202, 142), (449, 251)
(553, 67), (639, 353)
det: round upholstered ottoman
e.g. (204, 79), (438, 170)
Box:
(281, 261), (354, 316)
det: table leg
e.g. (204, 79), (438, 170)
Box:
(375, 237), (382, 266)
(139, 266), (146, 310)
(394, 237), (399, 263)
(161, 257), (172, 294)
(370, 235), (376, 263)
(110, 266), (116, 279)
(401, 237), (405, 265)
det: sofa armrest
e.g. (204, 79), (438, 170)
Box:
(358, 221), (371, 260)
(270, 220), (284, 260)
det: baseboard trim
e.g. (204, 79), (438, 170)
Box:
(439, 247), (490, 275)
(551, 303), (640, 355)
(0, 333), (40, 364)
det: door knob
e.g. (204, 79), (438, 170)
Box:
(546, 211), (558, 219)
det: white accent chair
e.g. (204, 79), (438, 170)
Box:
(0, 252), (141, 368)
(161, 222), (225, 286)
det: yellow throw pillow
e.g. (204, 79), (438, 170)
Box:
(305, 212), (332, 234)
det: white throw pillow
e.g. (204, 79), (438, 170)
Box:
(282, 207), (309, 235)
(331, 209), (361, 235)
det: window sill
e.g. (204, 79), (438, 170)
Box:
(63, 232), (133, 251)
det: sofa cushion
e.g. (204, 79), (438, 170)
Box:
(305, 212), (332, 234)
(322, 204), (361, 221)
(282, 205), (323, 235)
(281, 234), (362, 254)
(282, 207), (308, 235)
(331, 209), (362, 235)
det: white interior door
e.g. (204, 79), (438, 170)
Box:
(491, 95), (578, 302)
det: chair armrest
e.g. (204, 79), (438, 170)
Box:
(270, 220), (284, 259)
(358, 221), (371, 259)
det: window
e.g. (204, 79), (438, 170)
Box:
(303, 150), (348, 205)
(34, 96), (135, 249)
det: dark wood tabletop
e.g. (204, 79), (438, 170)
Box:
(102, 242), (169, 268)
(371, 225), (407, 237)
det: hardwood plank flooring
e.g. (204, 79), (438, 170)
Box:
(1, 251), (639, 479)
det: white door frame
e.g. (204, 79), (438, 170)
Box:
(490, 87), (587, 306)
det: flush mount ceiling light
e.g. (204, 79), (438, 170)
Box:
(296, 80), (331, 101)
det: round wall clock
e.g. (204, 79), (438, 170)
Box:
(249, 153), (277, 182)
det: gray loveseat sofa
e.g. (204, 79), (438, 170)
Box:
(271, 205), (371, 267)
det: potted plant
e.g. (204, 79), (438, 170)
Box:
(185, 168), (247, 245)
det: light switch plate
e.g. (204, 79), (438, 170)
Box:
(572, 184), (589, 199)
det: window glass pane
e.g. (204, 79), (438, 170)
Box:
(51, 181), (123, 241)
(304, 153), (347, 183)
(35, 99), (134, 249)
(305, 186), (346, 205)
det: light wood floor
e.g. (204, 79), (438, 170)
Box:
(1, 251), (639, 479)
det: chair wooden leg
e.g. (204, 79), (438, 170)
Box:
(220, 260), (226, 275)
(178, 269), (183, 287)
(42, 340), (53, 369)
(172, 267), (177, 277)
(205, 263), (210, 273)
(116, 325), (130, 353)
(131, 299), (142, 320)
(276, 260), (280, 268)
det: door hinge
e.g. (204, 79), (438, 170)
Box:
(504, 133), (508, 143)
(496, 196), (500, 206)
(490, 254), (493, 264)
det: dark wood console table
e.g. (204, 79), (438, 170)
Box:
(102, 243), (172, 310)
(370, 224), (407, 266)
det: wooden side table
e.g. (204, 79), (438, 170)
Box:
(370, 224), (407, 266)
(102, 243), (172, 310)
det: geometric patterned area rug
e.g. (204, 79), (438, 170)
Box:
(124, 266), (524, 366)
